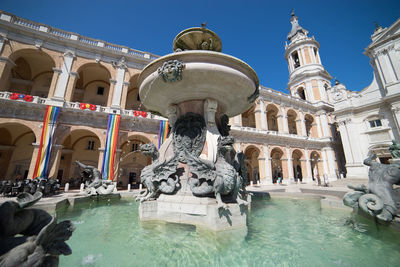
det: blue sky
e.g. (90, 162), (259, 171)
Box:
(1, 0), (399, 93)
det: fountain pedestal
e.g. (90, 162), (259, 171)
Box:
(139, 173), (250, 231)
(135, 26), (258, 231)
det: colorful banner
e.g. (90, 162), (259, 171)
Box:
(101, 114), (120, 180)
(33, 105), (60, 178)
(158, 120), (169, 149)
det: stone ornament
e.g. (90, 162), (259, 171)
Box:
(157, 60), (185, 83)
(343, 153), (400, 222)
(135, 112), (248, 209)
(0, 192), (75, 267)
(75, 161), (115, 195)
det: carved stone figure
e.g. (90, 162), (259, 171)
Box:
(137, 112), (248, 209)
(0, 192), (75, 266)
(74, 161), (115, 195)
(135, 143), (179, 202)
(343, 154), (400, 222)
(157, 59), (185, 82)
(189, 135), (248, 209)
(389, 139), (400, 159)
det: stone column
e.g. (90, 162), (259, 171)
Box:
(305, 80), (314, 102)
(337, 120), (354, 164)
(98, 148), (105, 171)
(111, 58), (127, 109)
(315, 115), (323, 137)
(263, 145), (272, 184)
(52, 51), (75, 103)
(319, 112), (331, 137)
(48, 145), (63, 178)
(278, 105), (289, 134)
(324, 147), (337, 181)
(254, 99), (266, 130)
(64, 72), (79, 102)
(47, 68), (62, 98)
(114, 149), (122, 182)
(304, 149), (313, 183)
(0, 57), (15, 90)
(390, 104), (400, 137)
(204, 98), (219, 163)
(120, 81), (130, 110)
(0, 36), (7, 54)
(257, 156), (267, 184)
(27, 143), (40, 179)
(321, 150), (329, 177)
(107, 79), (117, 107)
(286, 147), (294, 183)
(166, 105), (178, 128)
(0, 145), (15, 180)
(299, 111), (307, 136)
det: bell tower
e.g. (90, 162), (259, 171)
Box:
(284, 11), (332, 102)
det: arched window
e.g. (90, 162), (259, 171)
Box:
(292, 51), (300, 69)
(297, 87), (306, 100)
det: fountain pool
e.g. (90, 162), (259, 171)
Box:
(59, 197), (400, 266)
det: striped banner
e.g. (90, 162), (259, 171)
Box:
(33, 105), (60, 179)
(158, 120), (169, 149)
(101, 114), (120, 180)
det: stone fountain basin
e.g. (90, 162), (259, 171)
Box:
(138, 50), (259, 117)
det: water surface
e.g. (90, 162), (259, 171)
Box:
(59, 197), (400, 266)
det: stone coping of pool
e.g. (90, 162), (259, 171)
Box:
(0, 182), (359, 214)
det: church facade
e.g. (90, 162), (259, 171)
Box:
(0, 10), (397, 186)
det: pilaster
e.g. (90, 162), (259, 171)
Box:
(52, 51), (75, 102)
(64, 72), (79, 102)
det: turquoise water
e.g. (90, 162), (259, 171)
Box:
(59, 197), (400, 267)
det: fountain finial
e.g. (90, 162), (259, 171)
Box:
(173, 26), (222, 52)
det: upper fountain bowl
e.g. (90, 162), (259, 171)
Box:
(138, 28), (259, 118)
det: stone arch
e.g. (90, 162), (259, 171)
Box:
(71, 63), (112, 106)
(117, 134), (152, 188)
(2, 49), (55, 98)
(241, 105), (256, 128)
(244, 145), (260, 184)
(0, 123), (36, 180)
(266, 103), (280, 131)
(58, 128), (102, 185)
(71, 59), (115, 77)
(287, 109), (298, 135)
(270, 147), (284, 183)
(292, 149), (304, 182)
(304, 114), (317, 137)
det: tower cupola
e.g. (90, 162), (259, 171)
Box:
(284, 11), (332, 103)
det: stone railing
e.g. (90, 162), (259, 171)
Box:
(0, 11), (159, 61)
(231, 125), (326, 142)
(0, 90), (165, 121)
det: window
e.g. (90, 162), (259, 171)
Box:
(97, 87), (104, 95)
(292, 51), (300, 69)
(369, 119), (382, 128)
(297, 87), (306, 100)
(87, 140), (95, 150)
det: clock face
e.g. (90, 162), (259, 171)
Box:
(332, 90), (344, 101)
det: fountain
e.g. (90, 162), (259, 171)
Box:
(135, 26), (259, 231)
